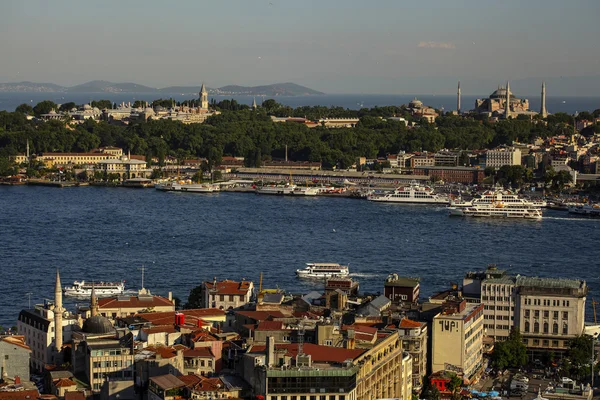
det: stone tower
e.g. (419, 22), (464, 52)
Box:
(457, 81), (461, 114)
(540, 82), (548, 118)
(54, 269), (64, 359)
(90, 283), (99, 317)
(504, 81), (511, 119)
(200, 83), (208, 110)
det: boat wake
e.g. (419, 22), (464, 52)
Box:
(350, 273), (385, 278)
(543, 216), (600, 222)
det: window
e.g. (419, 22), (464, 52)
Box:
(543, 339), (549, 347)
(229, 295), (234, 301)
(534, 322), (539, 333)
(563, 324), (568, 334)
(534, 310), (540, 318)
(533, 339), (540, 346)
(553, 323), (558, 334)
(220, 295), (224, 301)
(552, 340), (559, 347)
(543, 323), (549, 334)
(563, 312), (568, 320)
(554, 311), (559, 319)
(544, 310), (549, 318)
(525, 310), (530, 318)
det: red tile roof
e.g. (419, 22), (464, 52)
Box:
(204, 280), (252, 295)
(0, 390), (40, 400)
(250, 343), (364, 363)
(183, 347), (214, 358)
(142, 325), (178, 334)
(98, 295), (173, 309)
(143, 345), (183, 359)
(398, 318), (423, 328)
(53, 378), (76, 388)
(191, 330), (219, 343)
(137, 309), (225, 325)
(179, 374), (224, 392)
(63, 392), (85, 400)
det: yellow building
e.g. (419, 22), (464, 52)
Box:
(432, 299), (484, 382)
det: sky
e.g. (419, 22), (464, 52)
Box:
(1, 0), (600, 95)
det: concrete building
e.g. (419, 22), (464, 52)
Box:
(412, 166), (485, 184)
(432, 298), (485, 382)
(244, 330), (413, 400)
(97, 293), (175, 319)
(0, 336), (31, 382)
(397, 319), (428, 393)
(96, 155), (152, 180)
(200, 279), (254, 310)
(410, 154), (436, 168)
(485, 147), (522, 169)
(384, 274), (420, 304)
(434, 151), (460, 167)
(17, 270), (79, 371)
(463, 265), (588, 356)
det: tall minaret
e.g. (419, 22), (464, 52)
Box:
(457, 81), (461, 114)
(54, 269), (64, 357)
(252, 97), (257, 110)
(200, 83), (208, 110)
(504, 81), (511, 119)
(90, 282), (98, 317)
(540, 82), (548, 118)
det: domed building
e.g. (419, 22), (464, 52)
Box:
(474, 81), (539, 118)
(82, 315), (114, 335)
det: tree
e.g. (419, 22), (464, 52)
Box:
(491, 327), (527, 371)
(33, 100), (58, 117)
(185, 285), (204, 309)
(91, 100), (112, 110)
(422, 378), (441, 400)
(15, 103), (33, 115)
(58, 102), (77, 112)
(447, 373), (463, 400)
(0, 156), (17, 177)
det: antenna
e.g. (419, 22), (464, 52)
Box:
(138, 265), (147, 290)
(26, 292), (33, 309)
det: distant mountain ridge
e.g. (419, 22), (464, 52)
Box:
(0, 80), (324, 96)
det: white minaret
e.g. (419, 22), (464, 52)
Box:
(200, 83), (208, 110)
(457, 81), (461, 114)
(540, 82), (548, 118)
(252, 97), (257, 110)
(90, 283), (98, 317)
(54, 269), (64, 360)
(504, 81), (511, 119)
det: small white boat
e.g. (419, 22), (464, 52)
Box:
(296, 263), (350, 279)
(256, 183), (297, 195)
(568, 203), (600, 217)
(155, 182), (220, 193)
(63, 280), (125, 297)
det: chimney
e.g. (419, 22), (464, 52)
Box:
(175, 313), (185, 326)
(266, 336), (276, 367)
(168, 292), (173, 302)
(15, 376), (21, 384)
(345, 329), (355, 350)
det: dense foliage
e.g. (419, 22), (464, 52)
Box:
(491, 327), (528, 370)
(1, 100), (597, 172)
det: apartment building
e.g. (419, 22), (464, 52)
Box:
(485, 147), (522, 168)
(397, 318), (428, 393)
(200, 279), (254, 310)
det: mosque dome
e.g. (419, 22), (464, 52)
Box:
(154, 105), (165, 112)
(93, 107), (101, 113)
(490, 87), (513, 99)
(409, 98), (423, 109)
(82, 315), (115, 335)
(144, 107), (155, 114)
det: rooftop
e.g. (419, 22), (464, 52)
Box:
(205, 279), (252, 295)
(515, 276), (585, 290)
(98, 294), (173, 309)
(150, 374), (186, 391)
(249, 343), (365, 364)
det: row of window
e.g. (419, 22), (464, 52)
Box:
(524, 310), (568, 320)
(212, 294), (245, 302)
(270, 395), (346, 400)
(483, 324), (510, 330)
(484, 305), (514, 311)
(524, 298), (570, 307)
(93, 360), (132, 368)
(524, 321), (568, 334)
(91, 349), (128, 356)
(523, 338), (561, 348)
(484, 315), (512, 321)
(483, 285), (514, 293)
(482, 296), (512, 302)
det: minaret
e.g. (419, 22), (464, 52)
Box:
(252, 97), (257, 110)
(504, 81), (511, 119)
(200, 83), (208, 110)
(540, 82), (548, 118)
(457, 81), (461, 114)
(90, 282), (98, 317)
(54, 270), (64, 357)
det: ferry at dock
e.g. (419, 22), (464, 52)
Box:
(568, 203), (600, 217)
(155, 182), (220, 193)
(63, 280), (126, 297)
(367, 181), (449, 204)
(296, 263), (350, 279)
(448, 189), (542, 219)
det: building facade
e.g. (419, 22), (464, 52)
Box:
(384, 275), (420, 304)
(485, 147), (522, 169)
(397, 319), (427, 393)
(432, 299), (484, 382)
(0, 336), (31, 382)
(200, 279), (254, 310)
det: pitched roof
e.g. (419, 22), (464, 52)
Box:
(183, 348), (214, 358)
(250, 343), (364, 363)
(255, 321), (287, 331)
(204, 280), (252, 295)
(141, 325), (178, 335)
(142, 345), (182, 359)
(138, 309), (225, 325)
(235, 310), (288, 321)
(0, 336), (31, 351)
(179, 374), (225, 392)
(53, 378), (76, 388)
(63, 392), (85, 400)
(150, 374), (186, 391)
(398, 318), (423, 329)
(98, 295), (173, 309)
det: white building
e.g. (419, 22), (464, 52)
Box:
(485, 147), (522, 168)
(96, 155), (152, 179)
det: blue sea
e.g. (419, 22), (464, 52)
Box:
(0, 92), (598, 114)
(0, 186), (599, 327)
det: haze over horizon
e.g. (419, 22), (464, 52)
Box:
(2, 0), (600, 96)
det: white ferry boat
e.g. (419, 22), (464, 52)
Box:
(255, 183), (297, 195)
(296, 263), (350, 279)
(63, 280), (126, 297)
(367, 181), (449, 204)
(568, 203), (600, 217)
(155, 182), (220, 193)
(448, 189), (542, 219)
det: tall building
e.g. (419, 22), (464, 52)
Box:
(200, 83), (209, 110)
(463, 265), (588, 357)
(485, 147), (522, 169)
(540, 82), (548, 118)
(54, 269), (64, 363)
(397, 318), (428, 393)
(457, 81), (461, 114)
(432, 298), (485, 382)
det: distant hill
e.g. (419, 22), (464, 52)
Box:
(66, 80), (158, 93)
(0, 80), (324, 96)
(0, 81), (66, 92)
(216, 83), (323, 96)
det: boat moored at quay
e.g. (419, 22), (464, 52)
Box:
(568, 203), (600, 217)
(367, 181), (449, 204)
(296, 263), (350, 279)
(155, 182), (220, 193)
